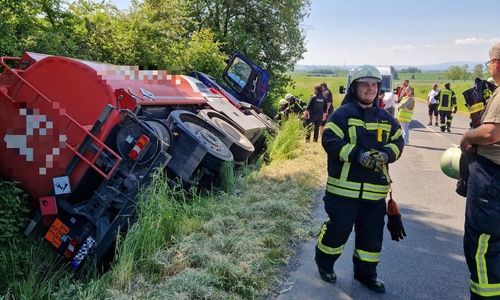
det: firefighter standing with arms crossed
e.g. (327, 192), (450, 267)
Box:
(314, 65), (405, 293)
(460, 42), (500, 300)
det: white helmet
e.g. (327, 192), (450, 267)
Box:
(440, 147), (462, 179)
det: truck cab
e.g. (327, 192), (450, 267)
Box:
(190, 52), (271, 109)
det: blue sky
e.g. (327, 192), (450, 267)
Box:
(110, 0), (499, 67)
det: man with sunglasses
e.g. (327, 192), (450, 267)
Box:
(460, 42), (500, 300)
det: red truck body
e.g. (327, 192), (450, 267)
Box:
(0, 51), (276, 269)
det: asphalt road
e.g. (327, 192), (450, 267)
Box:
(269, 100), (472, 300)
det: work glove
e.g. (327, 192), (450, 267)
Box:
(358, 150), (379, 170)
(387, 197), (406, 242)
(452, 107), (457, 114)
(372, 151), (389, 172)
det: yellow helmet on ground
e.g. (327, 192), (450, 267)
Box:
(440, 147), (462, 179)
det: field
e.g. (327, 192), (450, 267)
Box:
(284, 71), (481, 114)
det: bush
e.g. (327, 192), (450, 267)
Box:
(0, 180), (30, 243)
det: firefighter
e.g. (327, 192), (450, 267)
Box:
(285, 93), (306, 115)
(437, 82), (458, 133)
(315, 65), (405, 293)
(274, 99), (289, 123)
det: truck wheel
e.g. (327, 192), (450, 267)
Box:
(167, 111), (233, 173)
(198, 110), (254, 162)
(210, 117), (254, 162)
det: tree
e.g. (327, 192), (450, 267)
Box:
(472, 64), (484, 80)
(445, 66), (462, 82)
(461, 64), (470, 81)
(185, 0), (311, 114)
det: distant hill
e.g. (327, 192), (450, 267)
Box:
(294, 61), (482, 72)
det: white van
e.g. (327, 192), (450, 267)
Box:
(339, 67), (396, 110)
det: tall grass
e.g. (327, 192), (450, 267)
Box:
(265, 116), (306, 162)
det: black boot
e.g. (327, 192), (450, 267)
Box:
(354, 274), (386, 293)
(315, 256), (336, 283)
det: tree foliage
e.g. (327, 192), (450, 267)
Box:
(399, 67), (421, 73)
(472, 63), (484, 80)
(185, 0), (311, 113)
(445, 65), (471, 82)
(0, 0), (310, 115)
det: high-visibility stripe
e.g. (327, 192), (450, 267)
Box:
(476, 234), (490, 285)
(327, 177), (389, 200)
(348, 126), (357, 144)
(339, 144), (355, 162)
(470, 280), (500, 297)
(317, 218), (345, 255)
(325, 122), (344, 139)
(340, 161), (350, 181)
(468, 233), (500, 297)
(468, 102), (484, 114)
(328, 177), (361, 190)
(354, 248), (380, 263)
(384, 143), (401, 159)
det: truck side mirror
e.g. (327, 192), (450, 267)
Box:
(339, 86), (345, 94)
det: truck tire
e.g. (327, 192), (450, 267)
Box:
(198, 110), (254, 162)
(167, 111), (233, 173)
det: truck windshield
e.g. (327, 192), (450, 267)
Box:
(226, 58), (252, 93)
(381, 75), (392, 92)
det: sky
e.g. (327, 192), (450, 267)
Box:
(110, 0), (499, 67)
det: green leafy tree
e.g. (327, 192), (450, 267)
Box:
(472, 63), (484, 80)
(461, 64), (470, 81)
(185, 0), (311, 114)
(445, 66), (462, 82)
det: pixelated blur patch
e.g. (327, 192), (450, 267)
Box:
(3, 101), (67, 176)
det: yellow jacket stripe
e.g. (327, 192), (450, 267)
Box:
(327, 176), (390, 200)
(468, 102), (484, 114)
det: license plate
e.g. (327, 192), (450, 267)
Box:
(45, 218), (69, 248)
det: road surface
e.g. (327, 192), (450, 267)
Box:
(269, 100), (472, 300)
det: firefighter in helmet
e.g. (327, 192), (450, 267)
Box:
(315, 65), (405, 293)
(285, 93), (307, 115)
(274, 99), (290, 123)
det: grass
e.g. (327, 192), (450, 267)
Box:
(0, 121), (328, 299)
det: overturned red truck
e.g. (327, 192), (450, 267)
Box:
(0, 51), (277, 269)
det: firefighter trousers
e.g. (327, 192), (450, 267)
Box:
(315, 193), (386, 278)
(439, 110), (453, 130)
(464, 155), (500, 299)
